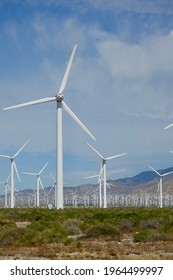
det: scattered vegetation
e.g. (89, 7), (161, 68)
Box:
(0, 207), (173, 259)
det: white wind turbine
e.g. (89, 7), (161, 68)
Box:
(0, 174), (10, 208)
(22, 162), (48, 207)
(0, 140), (29, 208)
(87, 143), (127, 208)
(3, 45), (96, 209)
(148, 165), (173, 208)
(84, 169), (115, 207)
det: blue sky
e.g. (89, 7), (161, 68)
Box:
(1, 0), (173, 194)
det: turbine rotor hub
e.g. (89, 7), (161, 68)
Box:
(56, 95), (64, 102)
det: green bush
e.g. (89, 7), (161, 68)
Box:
(86, 222), (120, 238)
(133, 230), (156, 243)
(0, 222), (22, 246)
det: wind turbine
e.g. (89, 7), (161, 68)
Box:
(84, 168), (116, 208)
(87, 143), (127, 208)
(22, 162), (48, 207)
(3, 45), (95, 209)
(0, 140), (29, 208)
(85, 172), (102, 207)
(148, 165), (173, 208)
(0, 174), (10, 208)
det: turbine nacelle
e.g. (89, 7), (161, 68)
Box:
(56, 95), (64, 102)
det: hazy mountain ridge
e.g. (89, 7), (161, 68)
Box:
(116, 167), (173, 186)
(1, 167), (173, 199)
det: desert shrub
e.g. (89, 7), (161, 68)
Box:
(140, 219), (161, 230)
(133, 230), (156, 243)
(83, 212), (93, 219)
(93, 211), (109, 222)
(161, 220), (173, 234)
(0, 222), (23, 246)
(86, 222), (120, 238)
(63, 219), (81, 236)
(66, 225), (81, 236)
(119, 218), (134, 232)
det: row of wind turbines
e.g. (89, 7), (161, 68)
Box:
(1, 44), (127, 209)
(0, 139), (49, 208)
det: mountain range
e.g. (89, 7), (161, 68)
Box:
(1, 167), (173, 207)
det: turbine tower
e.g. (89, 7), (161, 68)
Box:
(3, 45), (95, 209)
(0, 140), (29, 208)
(148, 165), (173, 208)
(22, 162), (48, 207)
(87, 143), (127, 208)
(0, 174), (10, 208)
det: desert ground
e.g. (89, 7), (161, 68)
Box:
(0, 207), (173, 260)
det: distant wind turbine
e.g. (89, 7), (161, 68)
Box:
(87, 143), (127, 208)
(0, 174), (10, 208)
(0, 140), (29, 208)
(22, 162), (48, 207)
(84, 168), (117, 208)
(3, 45), (96, 209)
(85, 171), (102, 207)
(148, 165), (173, 208)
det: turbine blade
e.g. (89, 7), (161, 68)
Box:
(107, 182), (116, 187)
(169, 150), (173, 154)
(39, 162), (48, 175)
(105, 152), (127, 160)
(14, 139), (29, 158)
(84, 175), (99, 179)
(50, 172), (56, 183)
(148, 165), (161, 176)
(7, 173), (11, 182)
(0, 155), (11, 159)
(58, 44), (77, 95)
(38, 177), (44, 189)
(14, 161), (21, 182)
(106, 182), (111, 189)
(14, 187), (21, 194)
(62, 101), (96, 141)
(22, 172), (36, 176)
(3, 97), (56, 111)
(164, 123), (173, 129)
(161, 170), (173, 177)
(48, 184), (55, 195)
(87, 143), (104, 159)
